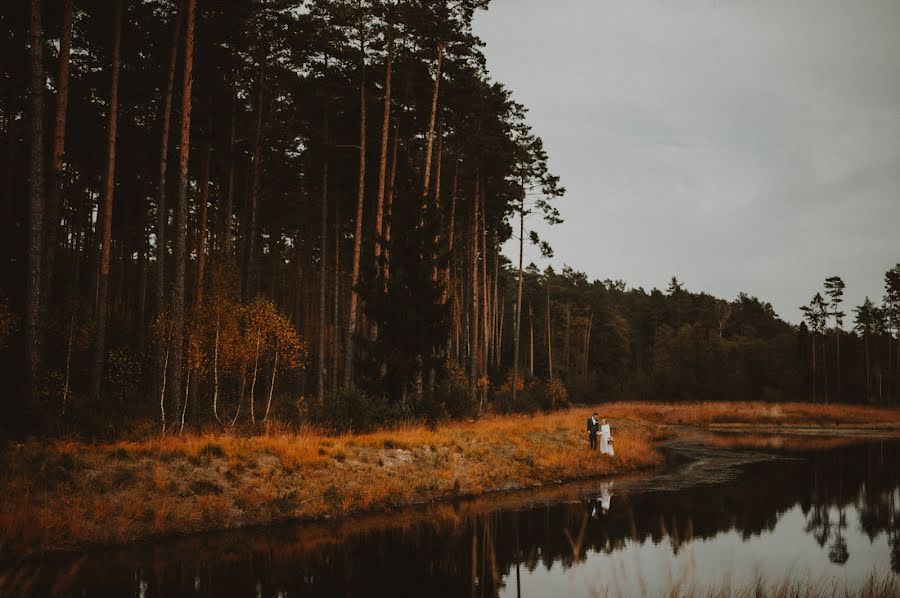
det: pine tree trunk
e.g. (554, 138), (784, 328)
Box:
(373, 26), (393, 267)
(27, 0), (45, 396)
(317, 104), (329, 403)
(471, 176), (481, 409)
(156, 5), (182, 401)
(170, 0), (196, 420)
(160, 341), (169, 434)
(332, 188), (341, 392)
(528, 302), (534, 376)
(421, 43), (444, 204)
(195, 143), (211, 306)
(480, 187), (489, 379)
(42, 0), (74, 339)
(222, 94), (236, 256)
(836, 330), (840, 402)
(584, 310), (593, 380)
(247, 59), (266, 299)
(512, 188), (524, 402)
(546, 278), (553, 380)
(91, 0), (124, 400)
(213, 315), (220, 422)
(442, 159), (459, 305)
(383, 122), (399, 284)
(343, 19), (367, 390)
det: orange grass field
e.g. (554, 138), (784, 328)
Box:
(1, 401), (898, 556)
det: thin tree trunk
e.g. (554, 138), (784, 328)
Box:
(546, 277), (553, 380)
(317, 103), (329, 403)
(250, 328), (260, 424)
(264, 347), (278, 421)
(332, 187), (340, 392)
(27, 0), (46, 395)
(481, 185), (489, 382)
(373, 25), (394, 267)
(497, 290), (504, 368)
(383, 122), (399, 284)
(421, 42), (444, 203)
(343, 16), (366, 390)
(231, 366), (245, 427)
(222, 93), (236, 256)
(865, 331), (870, 400)
(195, 143), (211, 306)
(160, 341), (169, 434)
(213, 315), (220, 422)
(512, 188), (524, 402)
(62, 310), (75, 414)
(180, 365), (189, 433)
(528, 302), (534, 376)
(91, 0), (124, 400)
(43, 0), (74, 339)
(836, 329), (841, 402)
(442, 159), (459, 304)
(156, 5), (182, 403)
(492, 233), (500, 368)
(584, 309), (593, 380)
(822, 333), (829, 404)
(247, 59), (266, 299)
(471, 176), (481, 409)
(811, 333), (817, 402)
(170, 0), (196, 419)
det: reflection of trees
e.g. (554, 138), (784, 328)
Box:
(11, 441), (900, 597)
(805, 503), (831, 547)
(828, 477), (849, 565)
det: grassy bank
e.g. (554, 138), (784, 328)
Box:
(0, 408), (663, 556)
(2, 401), (899, 557)
(598, 401), (900, 430)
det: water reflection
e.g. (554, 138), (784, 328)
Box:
(2, 439), (899, 597)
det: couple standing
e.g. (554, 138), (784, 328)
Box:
(587, 412), (614, 455)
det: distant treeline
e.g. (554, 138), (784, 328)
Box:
(508, 265), (900, 410)
(1, 0), (897, 437)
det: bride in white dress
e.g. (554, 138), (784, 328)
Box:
(599, 418), (614, 456)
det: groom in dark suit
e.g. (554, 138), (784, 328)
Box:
(587, 412), (600, 450)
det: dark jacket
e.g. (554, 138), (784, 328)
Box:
(587, 417), (599, 434)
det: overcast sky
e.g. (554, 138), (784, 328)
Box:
(473, 0), (900, 324)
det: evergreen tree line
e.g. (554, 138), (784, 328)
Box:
(1, 1), (896, 436)
(506, 266), (900, 410)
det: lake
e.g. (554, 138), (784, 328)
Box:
(3, 436), (899, 597)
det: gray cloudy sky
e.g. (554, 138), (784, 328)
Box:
(474, 0), (900, 323)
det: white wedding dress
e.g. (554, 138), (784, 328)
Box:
(600, 423), (614, 455)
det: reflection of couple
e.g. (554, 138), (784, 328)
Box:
(587, 413), (614, 455)
(589, 481), (615, 517)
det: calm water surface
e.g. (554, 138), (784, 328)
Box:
(4, 437), (899, 597)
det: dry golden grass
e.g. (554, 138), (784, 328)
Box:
(597, 401), (900, 429)
(0, 407), (664, 556)
(2, 401), (897, 556)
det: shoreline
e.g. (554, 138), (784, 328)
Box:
(2, 401), (899, 558)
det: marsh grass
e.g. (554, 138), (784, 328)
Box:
(2, 401), (897, 557)
(652, 571), (899, 598)
(0, 408), (663, 556)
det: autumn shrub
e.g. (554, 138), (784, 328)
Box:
(313, 388), (402, 433)
(492, 372), (542, 414)
(434, 360), (477, 419)
(542, 377), (570, 410)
